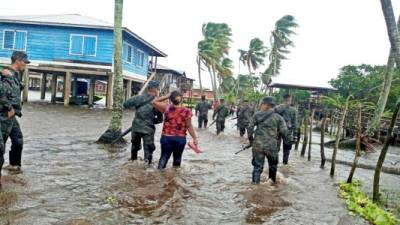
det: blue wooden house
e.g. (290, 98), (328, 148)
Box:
(0, 14), (167, 108)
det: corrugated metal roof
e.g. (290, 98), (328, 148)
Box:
(0, 14), (167, 57)
(269, 82), (337, 92)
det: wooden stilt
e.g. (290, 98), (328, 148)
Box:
(88, 77), (96, 107)
(106, 72), (114, 109)
(72, 76), (78, 97)
(64, 72), (72, 106)
(22, 68), (30, 102)
(51, 74), (58, 103)
(126, 79), (132, 99)
(40, 73), (47, 100)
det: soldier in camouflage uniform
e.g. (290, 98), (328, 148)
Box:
(237, 100), (253, 138)
(212, 99), (229, 135)
(275, 94), (298, 164)
(195, 95), (210, 128)
(0, 51), (29, 187)
(248, 96), (291, 184)
(123, 81), (160, 167)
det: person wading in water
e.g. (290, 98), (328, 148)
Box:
(152, 91), (199, 169)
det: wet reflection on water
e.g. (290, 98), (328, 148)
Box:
(0, 103), (398, 225)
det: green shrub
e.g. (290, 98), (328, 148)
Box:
(339, 180), (398, 225)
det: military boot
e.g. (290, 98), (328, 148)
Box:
(252, 171), (261, 184)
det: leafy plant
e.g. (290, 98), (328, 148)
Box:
(339, 180), (398, 225)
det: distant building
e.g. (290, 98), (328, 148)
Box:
(183, 88), (214, 101)
(0, 14), (166, 107)
(153, 64), (194, 94)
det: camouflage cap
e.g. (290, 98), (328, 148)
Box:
(261, 96), (276, 106)
(11, 51), (30, 64)
(147, 80), (160, 89)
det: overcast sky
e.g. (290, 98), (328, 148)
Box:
(2, 0), (399, 88)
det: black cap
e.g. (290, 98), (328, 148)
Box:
(261, 96), (276, 106)
(11, 51), (30, 64)
(147, 80), (159, 89)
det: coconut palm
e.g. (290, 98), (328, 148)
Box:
(262, 15), (298, 87)
(198, 23), (232, 101)
(98, 0), (124, 143)
(238, 38), (268, 75)
(366, 14), (400, 136)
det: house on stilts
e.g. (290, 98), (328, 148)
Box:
(0, 14), (167, 108)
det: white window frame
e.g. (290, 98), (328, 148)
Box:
(123, 42), (133, 64)
(137, 49), (145, 68)
(69, 34), (98, 57)
(2, 29), (28, 51)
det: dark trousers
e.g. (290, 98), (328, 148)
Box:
(131, 131), (156, 164)
(0, 118), (15, 178)
(198, 116), (208, 128)
(239, 125), (250, 138)
(6, 119), (23, 166)
(252, 150), (279, 183)
(282, 142), (292, 164)
(158, 136), (187, 169)
(216, 120), (225, 135)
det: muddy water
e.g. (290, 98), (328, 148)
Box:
(0, 103), (399, 225)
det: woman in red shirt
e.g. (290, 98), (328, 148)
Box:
(152, 91), (198, 169)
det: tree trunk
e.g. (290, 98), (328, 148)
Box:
(212, 67), (219, 101)
(97, 0), (124, 144)
(294, 119), (302, 151)
(380, 0), (400, 67)
(373, 98), (400, 202)
(347, 105), (362, 183)
(207, 66), (217, 102)
(197, 56), (203, 94)
(330, 96), (351, 177)
(301, 113), (309, 157)
(320, 114), (327, 168)
(308, 109), (315, 161)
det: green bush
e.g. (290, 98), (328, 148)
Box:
(339, 180), (398, 225)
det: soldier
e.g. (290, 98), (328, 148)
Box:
(1, 51), (29, 174)
(275, 94), (298, 164)
(212, 99), (229, 135)
(123, 81), (161, 167)
(237, 100), (253, 138)
(0, 51), (29, 187)
(195, 95), (210, 128)
(248, 96), (291, 184)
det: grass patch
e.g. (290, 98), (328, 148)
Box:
(339, 180), (398, 225)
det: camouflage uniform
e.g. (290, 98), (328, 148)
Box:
(195, 100), (210, 128)
(275, 104), (298, 164)
(123, 93), (157, 164)
(248, 109), (291, 183)
(0, 70), (22, 178)
(237, 104), (253, 138)
(212, 104), (229, 135)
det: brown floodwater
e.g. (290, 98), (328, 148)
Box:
(0, 103), (399, 225)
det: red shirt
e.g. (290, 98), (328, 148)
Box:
(162, 105), (193, 137)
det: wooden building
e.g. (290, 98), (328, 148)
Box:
(0, 14), (166, 108)
(153, 64), (194, 95)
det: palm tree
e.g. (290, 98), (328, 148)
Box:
(373, 0), (400, 202)
(196, 55), (203, 93)
(198, 23), (233, 101)
(366, 14), (400, 136)
(238, 38), (268, 75)
(98, 0), (124, 143)
(262, 15), (298, 88)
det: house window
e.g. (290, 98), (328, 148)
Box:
(2, 30), (27, 51)
(69, 34), (97, 56)
(133, 48), (145, 67)
(123, 42), (133, 63)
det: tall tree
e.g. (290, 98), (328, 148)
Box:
(262, 15), (298, 88)
(238, 38), (268, 75)
(372, 0), (400, 202)
(366, 15), (400, 135)
(198, 23), (232, 101)
(98, 0), (124, 143)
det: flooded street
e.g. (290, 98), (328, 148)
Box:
(0, 103), (399, 225)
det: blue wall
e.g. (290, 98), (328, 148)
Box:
(0, 22), (149, 77)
